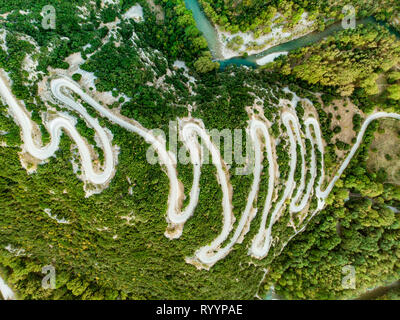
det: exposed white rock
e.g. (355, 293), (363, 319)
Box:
(256, 52), (288, 66)
(0, 276), (15, 300)
(123, 4), (144, 22)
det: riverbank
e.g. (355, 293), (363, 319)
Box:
(356, 280), (400, 300)
(185, 0), (398, 70)
(184, 0), (315, 61)
(216, 12), (315, 60)
(256, 52), (288, 66)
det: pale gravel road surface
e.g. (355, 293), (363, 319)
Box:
(1, 73), (399, 268)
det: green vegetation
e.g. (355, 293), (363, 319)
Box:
(198, 0), (400, 35)
(265, 121), (400, 299)
(153, 0), (219, 72)
(273, 24), (400, 99)
(0, 0), (399, 301)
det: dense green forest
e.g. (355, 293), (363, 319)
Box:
(198, 0), (400, 35)
(0, 0), (399, 300)
(266, 117), (400, 299)
(270, 24), (400, 100)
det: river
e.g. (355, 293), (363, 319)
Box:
(183, 0), (400, 300)
(356, 280), (400, 300)
(185, 0), (399, 69)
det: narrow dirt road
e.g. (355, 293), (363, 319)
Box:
(1, 73), (399, 268)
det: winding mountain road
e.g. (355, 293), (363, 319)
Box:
(0, 275), (15, 300)
(1, 73), (400, 268)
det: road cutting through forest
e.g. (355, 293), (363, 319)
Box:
(0, 275), (15, 300)
(1, 73), (400, 268)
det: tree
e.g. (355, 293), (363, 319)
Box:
(194, 52), (219, 73)
(387, 84), (400, 100)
